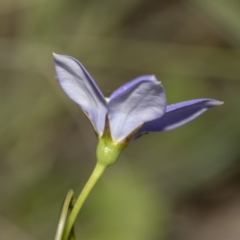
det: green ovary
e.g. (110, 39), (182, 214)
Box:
(96, 137), (124, 166)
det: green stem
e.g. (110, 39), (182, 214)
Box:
(62, 163), (106, 240)
(55, 189), (75, 240)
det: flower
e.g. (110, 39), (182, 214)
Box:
(53, 53), (222, 166)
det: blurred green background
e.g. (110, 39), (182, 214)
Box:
(0, 0), (240, 239)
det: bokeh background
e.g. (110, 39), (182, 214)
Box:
(0, 0), (240, 239)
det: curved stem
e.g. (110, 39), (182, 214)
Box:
(62, 163), (106, 240)
(55, 190), (75, 240)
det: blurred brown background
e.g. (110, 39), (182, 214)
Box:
(0, 0), (239, 239)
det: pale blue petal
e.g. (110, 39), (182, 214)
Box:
(138, 98), (223, 135)
(109, 75), (157, 100)
(53, 53), (107, 136)
(108, 77), (166, 142)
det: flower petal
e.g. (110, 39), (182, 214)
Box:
(53, 53), (107, 136)
(108, 76), (166, 142)
(109, 75), (157, 100)
(138, 98), (223, 134)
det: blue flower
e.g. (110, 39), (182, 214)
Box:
(53, 53), (223, 167)
(53, 53), (222, 146)
(53, 54), (223, 240)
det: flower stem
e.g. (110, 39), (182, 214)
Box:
(62, 163), (106, 240)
